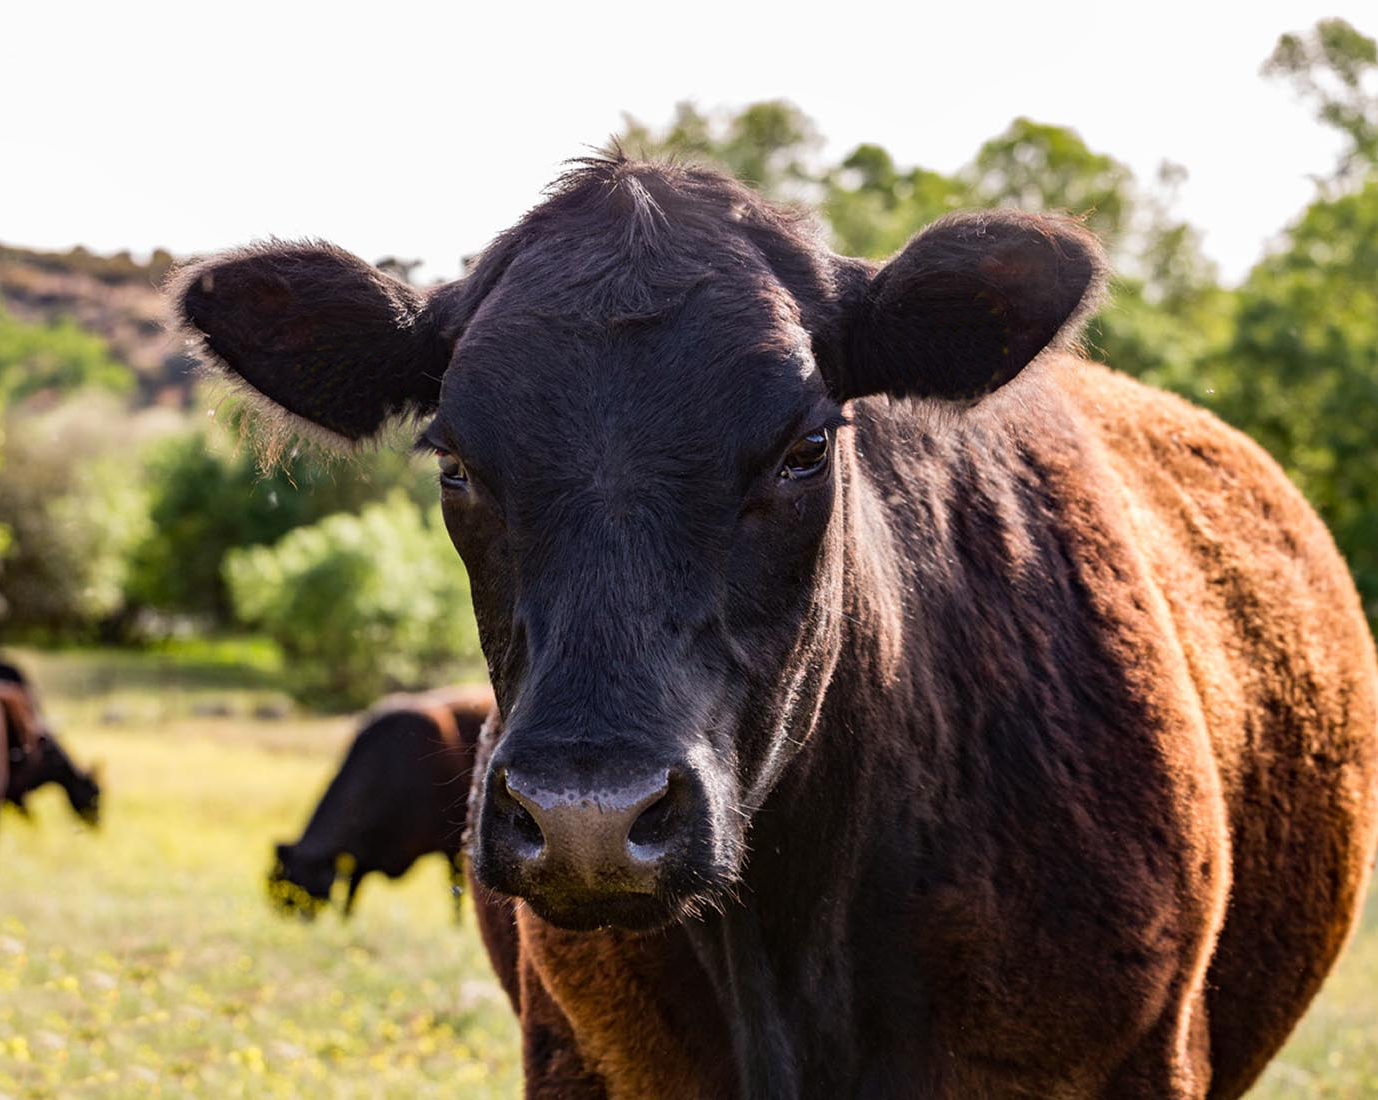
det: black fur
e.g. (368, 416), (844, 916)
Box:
(841, 208), (1106, 402)
(4, 730), (101, 825)
(268, 690), (486, 918)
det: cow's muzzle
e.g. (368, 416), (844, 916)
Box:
(473, 747), (710, 930)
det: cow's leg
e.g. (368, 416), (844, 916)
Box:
(342, 867), (365, 917)
(447, 853), (466, 922)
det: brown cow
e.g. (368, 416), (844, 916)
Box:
(0, 662), (41, 824)
(174, 157), (1377, 1099)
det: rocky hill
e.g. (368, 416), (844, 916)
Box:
(0, 243), (197, 407)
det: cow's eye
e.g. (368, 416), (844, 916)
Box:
(436, 449), (469, 487)
(778, 430), (829, 480)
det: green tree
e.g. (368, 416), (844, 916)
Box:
(823, 143), (973, 258)
(1086, 161), (1233, 391)
(1265, 18), (1378, 182)
(1197, 20), (1378, 620)
(964, 117), (1133, 244)
(618, 99), (821, 200)
(1209, 179), (1378, 617)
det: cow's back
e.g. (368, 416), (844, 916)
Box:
(353, 685), (494, 867)
(370, 685), (492, 765)
(1063, 360), (1378, 1099)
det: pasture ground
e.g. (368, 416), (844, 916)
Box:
(0, 646), (517, 1099)
(1, 646), (1375, 1098)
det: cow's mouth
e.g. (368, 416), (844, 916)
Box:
(478, 845), (738, 932)
(521, 889), (683, 933)
(265, 864), (330, 920)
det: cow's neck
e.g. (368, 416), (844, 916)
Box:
(685, 903), (804, 1099)
(685, 441), (919, 1099)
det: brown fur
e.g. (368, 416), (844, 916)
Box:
(0, 682), (41, 817)
(470, 357), (1378, 1099)
(1075, 363), (1378, 1092)
(370, 684), (496, 753)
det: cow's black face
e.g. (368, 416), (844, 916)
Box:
(173, 157), (1104, 930)
(430, 247), (850, 930)
(68, 773), (100, 826)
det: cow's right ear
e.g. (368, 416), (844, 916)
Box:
(171, 243), (453, 444)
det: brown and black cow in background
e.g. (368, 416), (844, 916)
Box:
(269, 685), (491, 918)
(4, 729), (102, 826)
(1, 661), (43, 828)
(175, 157), (1378, 1100)
(1, 660), (102, 827)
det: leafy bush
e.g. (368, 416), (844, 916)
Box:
(223, 493), (480, 709)
(0, 307), (133, 402)
(0, 395), (152, 635)
(125, 419), (433, 622)
(0, 308), (140, 631)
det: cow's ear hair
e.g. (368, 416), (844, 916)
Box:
(171, 242), (453, 444)
(833, 210), (1107, 404)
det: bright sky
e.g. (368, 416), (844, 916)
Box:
(2, 1), (1370, 285)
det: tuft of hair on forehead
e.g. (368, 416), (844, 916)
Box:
(439, 149), (845, 347)
(537, 148), (821, 247)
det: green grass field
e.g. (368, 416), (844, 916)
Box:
(1, 646), (518, 1099)
(1, 646), (1376, 1098)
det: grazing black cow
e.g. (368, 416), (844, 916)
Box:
(4, 729), (101, 826)
(1, 660), (101, 827)
(268, 685), (492, 918)
(177, 157), (1377, 1099)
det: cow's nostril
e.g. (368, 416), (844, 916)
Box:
(501, 770), (546, 852)
(627, 771), (686, 852)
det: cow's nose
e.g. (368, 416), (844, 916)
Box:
(491, 768), (683, 890)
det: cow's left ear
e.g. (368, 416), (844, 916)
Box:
(832, 210), (1107, 404)
(172, 242), (454, 444)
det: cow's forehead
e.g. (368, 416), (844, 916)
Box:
(437, 254), (821, 473)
